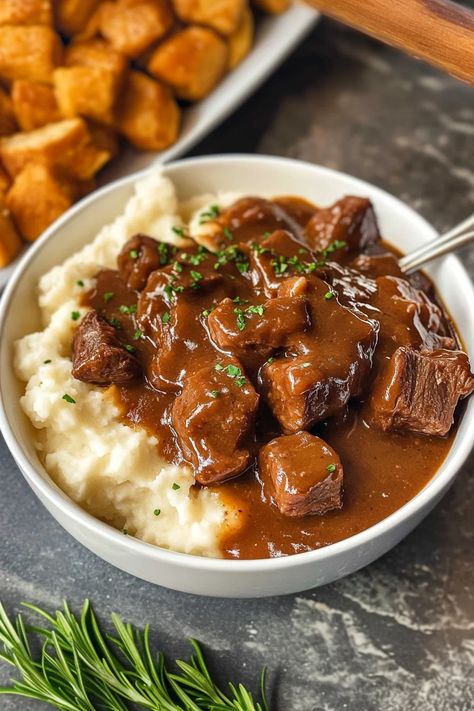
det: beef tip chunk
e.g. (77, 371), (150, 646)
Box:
(208, 295), (309, 360)
(350, 253), (403, 279)
(171, 360), (259, 485)
(305, 196), (380, 255)
(370, 347), (474, 436)
(372, 276), (456, 355)
(259, 431), (343, 517)
(117, 234), (164, 291)
(72, 310), (141, 385)
(262, 278), (378, 432)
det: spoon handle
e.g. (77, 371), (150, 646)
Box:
(399, 227), (474, 273)
(304, 0), (474, 84)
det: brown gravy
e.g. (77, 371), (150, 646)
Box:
(83, 195), (457, 560)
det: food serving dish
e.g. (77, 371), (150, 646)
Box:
(1, 155), (473, 597)
(0, 4), (318, 287)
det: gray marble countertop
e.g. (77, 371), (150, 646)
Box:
(1, 19), (473, 711)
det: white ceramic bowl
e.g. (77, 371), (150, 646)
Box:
(1, 155), (473, 598)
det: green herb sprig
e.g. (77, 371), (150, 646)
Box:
(0, 600), (270, 711)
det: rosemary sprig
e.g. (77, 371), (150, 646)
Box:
(0, 600), (269, 711)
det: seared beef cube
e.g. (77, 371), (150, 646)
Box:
(117, 234), (163, 291)
(137, 266), (225, 391)
(350, 253), (403, 279)
(262, 278), (378, 432)
(249, 229), (311, 297)
(72, 310), (140, 385)
(305, 196), (379, 254)
(171, 360), (259, 484)
(373, 276), (456, 354)
(208, 295), (309, 359)
(370, 347), (474, 436)
(259, 431), (343, 517)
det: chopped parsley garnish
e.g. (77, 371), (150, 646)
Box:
(76, 280), (84, 287)
(263, 231), (272, 237)
(153, 508), (161, 516)
(71, 311), (80, 321)
(164, 282), (184, 300)
(199, 204), (220, 224)
(234, 309), (246, 331)
(214, 362), (246, 387)
(188, 252), (207, 266)
(233, 296), (248, 305)
(251, 242), (269, 255)
(124, 344), (135, 353)
(271, 255), (288, 275)
(246, 305), (265, 316)
(326, 463), (336, 473)
(324, 291), (334, 300)
(133, 329), (143, 340)
(265, 357), (274, 365)
(122, 529), (128, 535)
(119, 304), (137, 314)
(62, 394), (76, 404)
(158, 242), (169, 265)
(173, 261), (183, 273)
(43, 359), (51, 364)
(109, 316), (121, 329)
(190, 270), (203, 282)
(172, 226), (185, 237)
(298, 248), (308, 255)
(172, 482), (180, 491)
(236, 261), (249, 274)
(210, 390), (220, 398)
(223, 227), (233, 241)
(103, 291), (114, 303)
(129, 249), (138, 259)
(322, 240), (346, 258)
(161, 312), (170, 324)
(201, 308), (211, 318)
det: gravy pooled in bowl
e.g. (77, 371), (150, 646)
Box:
(73, 187), (473, 559)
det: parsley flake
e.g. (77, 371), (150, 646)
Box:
(124, 344), (135, 353)
(153, 508), (161, 516)
(62, 394), (76, 404)
(119, 304), (137, 314)
(324, 291), (334, 300)
(223, 227), (233, 241)
(210, 390), (220, 398)
(76, 280), (84, 287)
(129, 249), (138, 259)
(43, 359), (51, 364)
(199, 204), (220, 224)
(103, 291), (114, 303)
(172, 226), (185, 237)
(133, 329), (143, 340)
(71, 311), (80, 321)
(172, 482), (180, 491)
(326, 463), (336, 473)
(161, 312), (171, 324)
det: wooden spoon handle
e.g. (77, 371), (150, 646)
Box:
(303, 0), (474, 84)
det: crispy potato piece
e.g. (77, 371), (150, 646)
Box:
(148, 26), (228, 101)
(227, 7), (253, 68)
(0, 163), (11, 194)
(64, 38), (128, 79)
(55, 0), (100, 35)
(0, 26), (62, 83)
(99, 0), (174, 58)
(0, 196), (22, 265)
(0, 87), (17, 136)
(11, 80), (61, 130)
(116, 70), (179, 151)
(6, 162), (72, 241)
(53, 66), (121, 126)
(0, 118), (111, 180)
(172, 0), (245, 36)
(0, 0), (52, 26)
(252, 0), (289, 12)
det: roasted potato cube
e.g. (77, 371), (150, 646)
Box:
(0, 163), (11, 194)
(53, 66), (121, 125)
(0, 197), (22, 266)
(0, 118), (111, 180)
(99, 0), (174, 58)
(6, 162), (72, 241)
(12, 80), (61, 130)
(252, 0), (289, 12)
(64, 38), (128, 79)
(55, 0), (100, 35)
(0, 0), (52, 26)
(0, 26), (62, 83)
(172, 0), (245, 36)
(148, 26), (228, 101)
(227, 7), (253, 68)
(117, 70), (179, 150)
(0, 87), (17, 136)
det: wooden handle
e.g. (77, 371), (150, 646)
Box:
(304, 0), (474, 84)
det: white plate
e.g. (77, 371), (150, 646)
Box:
(1, 155), (473, 597)
(0, 4), (318, 289)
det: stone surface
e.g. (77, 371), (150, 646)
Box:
(1, 19), (473, 711)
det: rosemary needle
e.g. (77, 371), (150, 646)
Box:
(0, 600), (270, 711)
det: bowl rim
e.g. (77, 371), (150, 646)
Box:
(1, 153), (473, 573)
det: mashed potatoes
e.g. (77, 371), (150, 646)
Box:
(14, 171), (239, 558)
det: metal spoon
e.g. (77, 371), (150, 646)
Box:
(399, 213), (474, 274)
